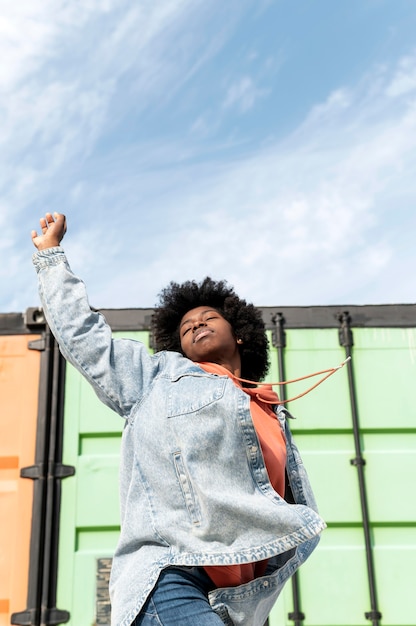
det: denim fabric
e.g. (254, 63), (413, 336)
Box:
(131, 568), (224, 626)
(33, 248), (326, 626)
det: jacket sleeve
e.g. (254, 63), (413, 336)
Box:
(33, 247), (161, 418)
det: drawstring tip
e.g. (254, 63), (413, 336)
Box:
(338, 356), (352, 369)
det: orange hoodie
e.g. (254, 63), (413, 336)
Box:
(197, 362), (286, 587)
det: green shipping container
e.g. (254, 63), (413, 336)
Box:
(3, 305), (415, 626)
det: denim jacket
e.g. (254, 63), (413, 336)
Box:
(33, 248), (326, 626)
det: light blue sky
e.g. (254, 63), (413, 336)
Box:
(2, 0), (416, 312)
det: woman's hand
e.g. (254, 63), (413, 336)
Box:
(31, 212), (67, 250)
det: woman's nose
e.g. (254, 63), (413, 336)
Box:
(193, 319), (207, 331)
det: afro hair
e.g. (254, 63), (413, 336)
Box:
(151, 277), (269, 382)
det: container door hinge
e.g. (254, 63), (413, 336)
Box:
(42, 607), (70, 625)
(20, 463), (75, 480)
(11, 606), (70, 625)
(28, 337), (46, 351)
(54, 463), (76, 479)
(365, 610), (382, 621)
(338, 311), (353, 348)
(288, 610), (305, 622)
(11, 608), (39, 626)
(271, 313), (286, 348)
(20, 463), (45, 479)
(350, 457), (366, 467)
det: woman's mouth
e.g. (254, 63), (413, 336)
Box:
(193, 329), (213, 343)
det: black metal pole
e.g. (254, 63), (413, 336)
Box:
(338, 313), (382, 626)
(272, 314), (305, 626)
(40, 335), (71, 626)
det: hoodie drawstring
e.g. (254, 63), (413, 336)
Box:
(232, 356), (351, 404)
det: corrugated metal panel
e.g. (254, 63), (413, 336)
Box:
(0, 335), (41, 626)
(268, 324), (416, 626)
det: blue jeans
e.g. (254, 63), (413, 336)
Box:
(131, 567), (226, 625)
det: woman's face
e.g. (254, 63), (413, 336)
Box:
(179, 306), (241, 370)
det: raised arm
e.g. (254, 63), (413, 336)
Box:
(31, 213), (161, 418)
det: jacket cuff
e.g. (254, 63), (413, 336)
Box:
(32, 247), (67, 272)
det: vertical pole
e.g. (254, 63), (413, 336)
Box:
(338, 313), (382, 626)
(272, 314), (305, 626)
(40, 334), (71, 626)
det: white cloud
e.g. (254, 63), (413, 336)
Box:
(386, 52), (416, 97)
(223, 75), (268, 112)
(1, 0), (246, 199)
(89, 53), (416, 307)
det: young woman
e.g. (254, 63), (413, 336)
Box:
(31, 213), (325, 626)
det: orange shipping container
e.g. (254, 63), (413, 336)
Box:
(0, 334), (41, 626)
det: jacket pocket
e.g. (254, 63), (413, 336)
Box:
(173, 451), (202, 526)
(167, 373), (226, 417)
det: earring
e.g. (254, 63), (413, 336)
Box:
(236, 338), (243, 345)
